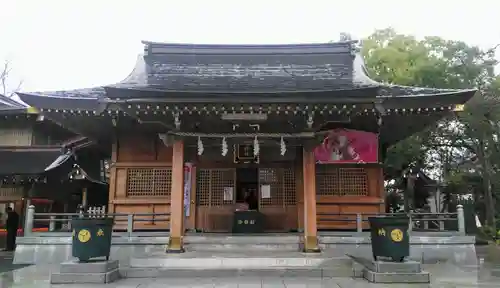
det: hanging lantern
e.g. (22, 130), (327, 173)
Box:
(253, 136), (260, 157)
(280, 137), (286, 156)
(197, 136), (204, 156)
(221, 137), (228, 156)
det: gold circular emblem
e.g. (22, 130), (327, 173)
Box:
(390, 229), (404, 242)
(78, 229), (91, 243)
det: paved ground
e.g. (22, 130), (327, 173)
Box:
(0, 245), (497, 287)
(0, 251), (30, 274)
(0, 262), (496, 288)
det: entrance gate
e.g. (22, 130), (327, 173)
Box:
(195, 167), (297, 232)
(258, 168), (297, 232)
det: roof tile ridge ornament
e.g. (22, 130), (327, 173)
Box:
(0, 93), (27, 108)
(342, 33), (381, 88)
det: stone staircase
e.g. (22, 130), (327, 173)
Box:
(122, 251), (354, 278)
(122, 235), (354, 278)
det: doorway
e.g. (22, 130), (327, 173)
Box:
(236, 168), (259, 210)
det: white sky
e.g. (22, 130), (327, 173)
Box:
(1, 0), (499, 93)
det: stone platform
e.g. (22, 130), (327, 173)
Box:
(13, 232), (477, 267)
(50, 260), (120, 284)
(350, 255), (430, 284)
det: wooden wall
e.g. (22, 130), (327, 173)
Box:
(106, 134), (386, 232)
(316, 164), (385, 230)
(108, 134), (173, 230)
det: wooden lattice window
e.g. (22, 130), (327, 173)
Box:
(0, 186), (23, 198)
(126, 168), (172, 197)
(0, 128), (33, 146)
(196, 169), (235, 207)
(316, 166), (368, 196)
(283, 168), (296, 205)
(259, 168), (296, 206)
(196, 170), (211, 206)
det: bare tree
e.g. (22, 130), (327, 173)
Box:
(1, 60), (23, 97)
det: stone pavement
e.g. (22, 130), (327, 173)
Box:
(0, 262), (499, 288)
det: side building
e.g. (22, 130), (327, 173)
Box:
(0, 93), (107, 232)
(16, 41), (475, 252)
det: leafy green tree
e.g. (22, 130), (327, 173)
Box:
(362, 28), (500, 229)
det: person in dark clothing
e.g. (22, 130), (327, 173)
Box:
(245, 190), (259, 211)
(5, 207), (19, 251)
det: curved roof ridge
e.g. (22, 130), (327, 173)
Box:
(116, 54), (148, 87)
(352, 53), (380, 87)
(15, 87), (106, 99)
(0, 93), (27, 108)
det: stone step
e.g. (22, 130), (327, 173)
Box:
(121, 266), (354, 278)
(125, 253), (354, 278)
(184, 243), (300, 252)
(184, 235), (301, 252)
(130, 253), (351, 269)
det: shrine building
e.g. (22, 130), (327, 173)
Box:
(16, 41), (476, 252)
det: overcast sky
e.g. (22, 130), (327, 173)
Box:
(1, 0), (499, 94)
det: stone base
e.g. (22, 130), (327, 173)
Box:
(50, 260), (120, 284)
(363, 269), (430, 284)
(348, 255), (430, 284)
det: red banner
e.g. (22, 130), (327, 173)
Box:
(314, 129), (378, 163)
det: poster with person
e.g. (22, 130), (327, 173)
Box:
(313, 129), (378, 164)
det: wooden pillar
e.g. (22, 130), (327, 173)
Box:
(302, 146), (320, 253)
(167, 140), (185, 253)
(296, 149), (304, 232)
(82, 187), (88, 208)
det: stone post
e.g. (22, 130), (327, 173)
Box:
(49, 216), (56, 232)
(127, 214), (134, 237)
(356, 213), (363, 233)
(408, 211), (413, 232)
(24, 205), (35, 237)
(457, 204), (465, 234)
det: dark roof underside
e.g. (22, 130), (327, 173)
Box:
(0, 150), (73, 175)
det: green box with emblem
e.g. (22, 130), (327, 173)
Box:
(71, 217), (113, 262)
(368, 215), (410, 262)
(232, 211), (264, 233)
